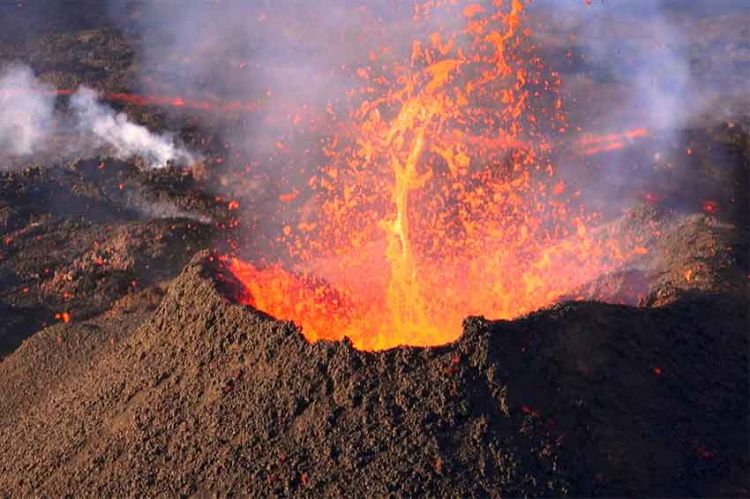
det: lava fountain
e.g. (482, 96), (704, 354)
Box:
(230, 0), (639, 350)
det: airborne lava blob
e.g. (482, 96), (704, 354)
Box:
(230, 0), (638, 350)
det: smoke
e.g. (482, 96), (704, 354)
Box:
(531, 0), (749, 133)
(0, 64), (194, 169)
(103, 0), (748, 223)
(70, 88), (193, 168)
(108, 0), (749, 161)
(524, 0), (749, 216)
(105, 1), (454, 157)
(0, 65), (55, 156)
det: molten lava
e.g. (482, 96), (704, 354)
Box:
(575, 128), (649, 156)
(0, 87), (259, 114)
(229, 0), (639, 350)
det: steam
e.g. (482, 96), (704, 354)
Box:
(106, 0), (749, 167)
(69, 88), (193, 168)
(105, 1), (438, 160)
(531, 0), (749, 133)
(524, 0), (749, 216)
(96, 0), (750, 256)
(0, 65), (55, 156)
(0, 64), (194, 169)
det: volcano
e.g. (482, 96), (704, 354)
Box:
(1, 244), (747, 496)
(1, 0), (749, 497)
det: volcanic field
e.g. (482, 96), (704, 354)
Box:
(0, 1), (748, 497)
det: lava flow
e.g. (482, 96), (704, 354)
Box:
(230, 0), (640, 350)
(0, 87), (259, 114)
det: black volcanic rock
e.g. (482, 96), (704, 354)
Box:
(0, 252), (746, 497)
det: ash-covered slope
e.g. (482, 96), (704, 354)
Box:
(0, 252), (746, 497)
(0, 160), (221, 355)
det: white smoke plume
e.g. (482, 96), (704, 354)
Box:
(70, 87), (194, 168)
(0, 64), (194, 169)
(0, 65), (55, 156)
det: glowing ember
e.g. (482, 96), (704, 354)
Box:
(230, 0), (639, 350)
(55, 311), (71, 323)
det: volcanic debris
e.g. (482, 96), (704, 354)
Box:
(0, 252), (746, 497)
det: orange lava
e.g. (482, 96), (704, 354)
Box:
(230, 1), (639, 351)
(54, 312), (71, 323)
(0, 87), (259, 114)
(575, 128), (649, 156)
(101, 92), (258, 114)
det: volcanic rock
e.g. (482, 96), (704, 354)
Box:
(0, 251), (746, 497)
(0, 161), (219, 355)
(568, 209), (748, 307)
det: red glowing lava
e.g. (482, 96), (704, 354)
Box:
(229, 0), (647, 350)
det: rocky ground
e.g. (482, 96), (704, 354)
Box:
(0, 160), (223, 355)
(0, 252), (746, 497)
(0, 155), (746, 495)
